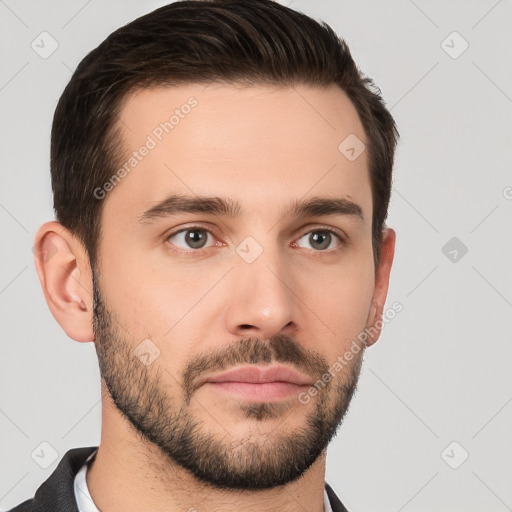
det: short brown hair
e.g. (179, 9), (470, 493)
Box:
(51, 0), (399, 268)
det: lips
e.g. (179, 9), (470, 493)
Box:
(201, 365), (314, 387)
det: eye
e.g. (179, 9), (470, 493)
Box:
(165, 225), (344, 255)
(166, 226), (216, 251)
(294, 229), (343, 252)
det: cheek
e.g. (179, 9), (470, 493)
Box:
(305, 259), (374, 356)
(99, 247), (219, 341)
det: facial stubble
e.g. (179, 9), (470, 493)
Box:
(91, 268), (365, 490)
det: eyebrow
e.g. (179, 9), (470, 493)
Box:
(138, 194), (364, 224)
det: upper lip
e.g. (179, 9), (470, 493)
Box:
(200, 365), (314, 386)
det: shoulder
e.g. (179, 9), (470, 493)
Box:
(325, 481), (351, 512)
(6, 446), (99, 512)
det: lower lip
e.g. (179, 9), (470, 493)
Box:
(205, 381), (309, 401)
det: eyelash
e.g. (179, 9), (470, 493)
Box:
(164, 224), (346, 256)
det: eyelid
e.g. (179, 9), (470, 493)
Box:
(165, 223), (215, 239)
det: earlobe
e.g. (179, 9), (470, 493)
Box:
(365, 300), (383, 347)
(365, 228), (396, 347)
(33, 221), (95, 343)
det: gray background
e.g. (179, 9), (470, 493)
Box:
(1, 1), (511, 511)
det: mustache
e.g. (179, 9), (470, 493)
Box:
(181, 334), (330, 401)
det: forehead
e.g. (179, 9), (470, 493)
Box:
(102, 82), (371, 227)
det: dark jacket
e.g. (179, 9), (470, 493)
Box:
(8, 446), (349, 512)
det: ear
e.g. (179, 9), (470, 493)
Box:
(33, 221), (95, 343)
(365, 227), (396, 347)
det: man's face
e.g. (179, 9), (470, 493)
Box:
(92, 83), (377, 489)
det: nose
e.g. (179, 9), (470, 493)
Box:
(224, 243), (297, 340)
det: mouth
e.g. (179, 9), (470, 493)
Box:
(199, 365), (314, 402)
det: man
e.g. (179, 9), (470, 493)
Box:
(10, 0), (398, 510)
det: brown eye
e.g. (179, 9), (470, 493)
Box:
(295, 229), (342, 251)
(167, 227), (213, 250)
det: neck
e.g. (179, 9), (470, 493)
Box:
(86, 396), (328, 512)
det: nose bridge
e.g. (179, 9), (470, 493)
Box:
(226, 233), (296, 337)
(238, 234), (292, 305)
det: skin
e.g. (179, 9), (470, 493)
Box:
(34, 83), (395, 512)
